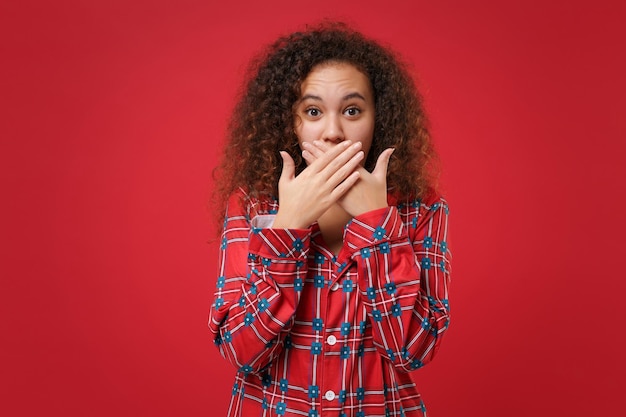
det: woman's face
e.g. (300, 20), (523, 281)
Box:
(294, 62), (375, 163)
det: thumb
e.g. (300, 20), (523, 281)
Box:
(372, 148), (394, 180)
(278, 151), (296, 183)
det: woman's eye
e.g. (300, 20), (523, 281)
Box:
(305, 108), (321, 117)
(345, 107), (361, 116)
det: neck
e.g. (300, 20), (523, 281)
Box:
(317, 204), (352, 255)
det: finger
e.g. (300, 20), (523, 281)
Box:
(302, 141), (328, 165)
(302, 149), (313, 165)
(307, 140), (357, 172)
(326, 150), (364, 186)
(278, 151), (295, 182)
(311, 140), (332, 153)
(329, 170), (361, 200)
(319, 141), (362, 177)
(310, 140), (344, 160)
(301, 142), (319, 165)
(302, 141), (325, 159)
(372, 148), (395, 180)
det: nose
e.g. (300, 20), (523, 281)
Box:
(322, 114), (344, 143)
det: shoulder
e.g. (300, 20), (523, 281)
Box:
(392, 189), (449, 219)
(390, 190), (449, 237)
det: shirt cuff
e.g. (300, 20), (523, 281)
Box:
(250, 214), (276, 229)
(249, 216), (311, 260)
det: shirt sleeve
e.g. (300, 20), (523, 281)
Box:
(208, 191), (311, 374)
(344, 198), (451, 372)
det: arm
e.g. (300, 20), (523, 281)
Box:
(346, 197), (451, 371)
(208, 190), (311, 374)
(209, 141), (371, 373)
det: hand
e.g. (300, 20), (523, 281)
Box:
(273, 140), (365, 229)
(302, 141), (393, 217)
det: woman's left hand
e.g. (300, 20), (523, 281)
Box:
(302, 141), (393, 217)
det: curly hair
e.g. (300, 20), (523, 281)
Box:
(213, 22), (439, 223)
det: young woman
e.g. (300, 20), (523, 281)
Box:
(209, 23), (451, 417)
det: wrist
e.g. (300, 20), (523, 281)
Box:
(345, 197), (389, 218)
(273, 211), (310, 229)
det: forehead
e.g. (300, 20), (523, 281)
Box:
(299, 62), (372, 96)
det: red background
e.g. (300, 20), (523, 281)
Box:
(2, 1), (625, 416)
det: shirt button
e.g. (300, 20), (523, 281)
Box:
(326, 335), (337, 345)
(324, 390), (336, 401)
(330, 282), (340, 291)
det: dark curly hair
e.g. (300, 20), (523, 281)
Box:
(213, 22), (439, 223)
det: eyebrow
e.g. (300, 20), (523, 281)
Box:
(299, 92), (366, 102)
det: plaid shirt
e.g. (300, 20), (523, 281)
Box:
(209, 188), (451, 417)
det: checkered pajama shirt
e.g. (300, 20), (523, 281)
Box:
(209, 189), (451, 417)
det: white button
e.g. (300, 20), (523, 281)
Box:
(326, 335), (337, 345)
(324, 390), (336, 401)
(330, 282), (340, 291)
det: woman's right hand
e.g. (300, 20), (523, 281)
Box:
(272, 140), (364, 229)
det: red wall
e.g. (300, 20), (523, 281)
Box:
(2, 1), (625, 416)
